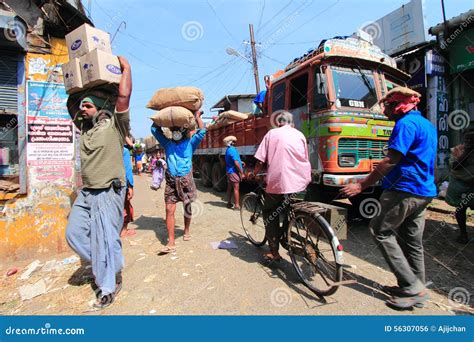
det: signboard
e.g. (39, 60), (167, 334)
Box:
(363, 0), (428, 56)
(436, 77), (450, 170)
(426, 49), (446, 76)
(27, 81), (70, 119)
(449, 29), (474, 74)
(26, 117), (74, 161)
(26, 77), (76, 187)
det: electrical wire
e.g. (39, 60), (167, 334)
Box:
(206, 0), (240, 45)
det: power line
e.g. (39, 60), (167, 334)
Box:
(206, 0), (240, 45)
(256, 0), (293, 35)
(257, 0), (266, 32)
(265, 0), (340, 49)
(261, 53), (287, 66)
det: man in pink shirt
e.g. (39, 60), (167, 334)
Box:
(253, 111), (312, 261)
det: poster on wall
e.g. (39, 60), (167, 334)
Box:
(27, 160), (74, 188)
(27, 81), (70, 119)
(26, 117), (74, 161)
(26, 77), (76, 187)
(26, 38), (69, 83)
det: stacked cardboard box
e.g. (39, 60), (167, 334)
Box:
(62, 24), (122, 94)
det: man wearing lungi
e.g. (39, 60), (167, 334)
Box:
(151, 111), (206, 254)
(66, 56), (132, 309)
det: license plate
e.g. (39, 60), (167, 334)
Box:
(377, 128), (392, 137)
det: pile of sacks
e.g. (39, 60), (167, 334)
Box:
(207, 110), (249, 130)
(147, 87), (204, 130)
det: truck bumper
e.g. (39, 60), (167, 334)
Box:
(322, 174), (381, 187)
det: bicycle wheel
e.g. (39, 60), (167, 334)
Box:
(287, 211), (343, 296)
(240, 192), (267, 247)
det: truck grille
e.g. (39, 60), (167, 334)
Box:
(338, 138), (386, 162)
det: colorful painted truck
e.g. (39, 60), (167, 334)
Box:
(194, 32), (410, 204)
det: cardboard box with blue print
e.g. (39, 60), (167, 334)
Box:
(79, 49), (122, 89)
(65, 23), (112, 59)
(61, 58), (83, 94)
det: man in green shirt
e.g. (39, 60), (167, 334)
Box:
(66, 56), (132, 309)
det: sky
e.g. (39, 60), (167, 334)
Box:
(87, 0), (473, 139)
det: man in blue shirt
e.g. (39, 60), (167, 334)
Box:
(224, 136), (245, 209)
(252, 76), (271, 116)
(341, 87), (437, 310)
(151, 111), (206, 254)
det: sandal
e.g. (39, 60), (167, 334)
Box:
(226, 203), (234, 209)
(120, 229), (136, 238)
(93, 280), (122, 309)
(183, 234), (191, 241)
(386, 291), (429, 310)
(158, 245), (176, 255)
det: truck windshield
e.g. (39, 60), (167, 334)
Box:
(331, 66), (378, 109)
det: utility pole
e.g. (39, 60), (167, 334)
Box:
(249, 24), (260, 94)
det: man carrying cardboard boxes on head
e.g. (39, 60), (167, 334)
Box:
(63, 23), (132, 309)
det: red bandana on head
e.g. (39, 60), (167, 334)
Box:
(385, 93), (420, 114)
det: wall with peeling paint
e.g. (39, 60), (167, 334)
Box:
(0, 39), (77, 266)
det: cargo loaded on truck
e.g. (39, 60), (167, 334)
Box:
(194, 31), (410, 206)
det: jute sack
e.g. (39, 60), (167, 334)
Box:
(208, 118), (237, 130)
(220, 110), (248, 121)
(150, 106), (196, 128)
(147, 87), (204, 111)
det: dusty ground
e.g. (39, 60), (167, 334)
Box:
(1, 174), (473, 315)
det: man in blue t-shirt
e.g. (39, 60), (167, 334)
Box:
(151, 111), (206, 254)
(224, 136), (245, 209)
(341, 87), (437, 310)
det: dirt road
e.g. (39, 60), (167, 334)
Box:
(1, 174), (472, 315)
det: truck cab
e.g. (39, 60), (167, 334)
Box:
(266, 33), (410, 201)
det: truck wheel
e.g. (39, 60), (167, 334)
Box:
(201, 162), (212, 187)
(212, 162), (227, 192)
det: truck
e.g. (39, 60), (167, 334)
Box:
(194, 32), (410, 208)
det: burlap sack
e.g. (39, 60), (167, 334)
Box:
(150, 106), (196, 128)
(147, 87), (204, 111)
(207, 118), (237, 130)
(220, 110), (248, 121)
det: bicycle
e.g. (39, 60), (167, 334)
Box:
(240, 184), (345, 296)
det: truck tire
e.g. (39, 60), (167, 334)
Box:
(201, 162), (212, 187)
(212, 162), (227, 192)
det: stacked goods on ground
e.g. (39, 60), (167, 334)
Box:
(147, 87), (204, 130)
(207, 110), (249, 130)
(62, 24), (122, 94)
